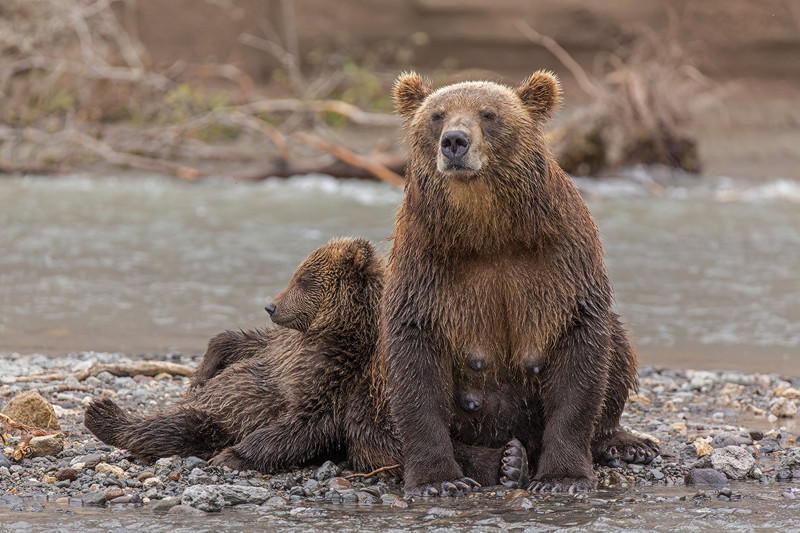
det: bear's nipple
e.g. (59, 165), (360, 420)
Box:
(459, 391), (485, 413)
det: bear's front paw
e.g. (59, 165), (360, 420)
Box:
(528, 475), (596, 494)
(210, 448), (249, 471)
(405, 477), (480, 498)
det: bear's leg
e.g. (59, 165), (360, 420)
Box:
(384, 323), (478, 496)
(591, 319), (659, 466)
(84, 398), (227, 461)
(210, 414), (334, 473)
(528, 313), (609, 493)
(453, 439), (529, 489)
(190, 329), (269, 390)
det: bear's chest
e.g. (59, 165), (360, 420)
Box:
(429, 253), (576, 366)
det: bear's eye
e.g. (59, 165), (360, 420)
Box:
(431, 111), (445, 122)
(480, 110), (497, 121)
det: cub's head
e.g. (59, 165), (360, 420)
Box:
(266, 237), (384, 336)
(393, 71), (560, 179)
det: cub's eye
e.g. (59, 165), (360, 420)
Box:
(431, 111), (445, 122)
(480, 110), (497, 121)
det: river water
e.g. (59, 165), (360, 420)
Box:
(2, 172), (798, 373)
(1, 172), (800, 530)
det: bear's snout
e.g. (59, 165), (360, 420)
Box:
(440, 130), (471, 164)
(265, 303), (277, 316)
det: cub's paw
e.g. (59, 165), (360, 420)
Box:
(210, 447), (250, 471)
(500, 439), (529, 489)
(405, 477), (481, 498)
(83, 398), (130, 445)
(594, 429), (659, 467)
(528, 475), (596, 494)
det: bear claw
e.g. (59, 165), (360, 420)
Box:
(500, 439), (529, 489)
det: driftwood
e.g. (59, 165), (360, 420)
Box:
(15, 361), (196, 383)
(293, 132), (404, 187)
(232, 155), (406, 183)
(344, 464), (402, 480)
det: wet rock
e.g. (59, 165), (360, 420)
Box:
(328, 477), (352, 490)
(0, 454), (11, 469)
(263, 496), (288, 507)
(770, 397), (798, 417)
(315, 460), (341, 482)
(1, 391), (60, 430)
(710, 446), (755, 479)
(184, 456), (208, 470)
(181, 484), (271, 512)
(143, 476), (163, 489)
(504, 489), (530, 499)
(137, 471), (154, 482)
(711, 432), (752, 448)
(187, 468), (211, 485)
(109, 495), (132, 504)
(150, 497), (181, 513)
(75, 453), (107, 469)
(390, 496), (408, 509)
(685, 468), (729, 486)
(748, 430), (765, 441)
(679, 444), (699, 463)
(104, 486), (125, 500)
(504, 497), (534, 510)
(758, 437), (782, 453)
(95, 463), (125, 478)
(28, 433), (65, 457)
(82, 489), (107, 506)
(55, 467), (78, 482)
(694, 438), (713, 457)
(167, 471), (181, 482)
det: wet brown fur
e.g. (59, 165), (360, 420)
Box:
(84, 238), (517, 484)
(383, 71), (656, 494)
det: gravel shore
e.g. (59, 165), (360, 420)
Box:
(1, 351), (799, 515)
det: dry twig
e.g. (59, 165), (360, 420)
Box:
(344, 464), (401, 480)
(15, 361), (196, 383)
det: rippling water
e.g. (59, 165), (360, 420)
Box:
(1, 172), (798, 373)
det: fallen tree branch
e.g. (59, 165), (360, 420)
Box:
(239, 99), (399, 127)
(293, 132), (404, 187)
(15, 361), (196, 383)
(344, 464), (401, 480)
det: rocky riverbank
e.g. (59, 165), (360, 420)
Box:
(1, 351), (799, 517)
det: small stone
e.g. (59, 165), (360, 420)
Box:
(750, 468), (763, 479)
(137, 471), (154, 482)
(694, 438), (713, 457)
(780, 387), (800, 399)
(504, 488), (530, 499)
(669, 422), (687, 436)
(55, 468), (78, 482)
(109, 496), (132, 504)
(685, 468), (728, 487)
(390, 496), (408, 509)
(104, 486), (125, 500)
(720, 383), (744, 396)
(504, 497), (534, 510)
(711, 431), (752, 448)
(315, 460), (341, 482)
(168, 504), (206, 515)
(710, 446), (756, 479)
(184, 456), (208, 470)
(167, 471), (181, 482)
(42, 475), (56, 484)
(262, 496), (288, 507)
(143, 476), (163, 489)
(328, 477), (352, 490)
(650, 469), (665, 480)
(77, 453), (107, 469)
(150, 497), (181, 513)
(771, 398), (798, 418)
(1, 391), (61, 430)
(95, 463), (125, 478)
(28, 434), (65, 457)
(154, 373), (172, 381)
(82, 489), (107, 506)
(0, 454), (11, 469)
(748, 430), (765, 441)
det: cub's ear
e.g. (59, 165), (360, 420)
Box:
(342, 237), (375, 271)
(393, 71), (433, 119)
(516, 70), (561, 119)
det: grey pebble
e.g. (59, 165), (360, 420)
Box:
(81, 489), (107, 506)
(685, 468), (729, 487)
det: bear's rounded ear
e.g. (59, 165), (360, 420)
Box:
(343, 238), (374, 271)
(393, 72), (433, 119)
(515, 70), (561, 119)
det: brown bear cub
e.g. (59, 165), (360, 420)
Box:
(383, 71), (658, 496)
(84, 238), (527, 488)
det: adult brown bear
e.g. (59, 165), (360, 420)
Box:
(85, 237), (528, 487)
(383, 71), (658, 496)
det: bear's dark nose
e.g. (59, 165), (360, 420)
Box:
(265, 303), (277, 316)
(441, 130), (470, 162)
